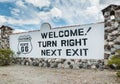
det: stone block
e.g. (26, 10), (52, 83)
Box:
(104, 40), (108, 45)
(104, 53), (110, 59)
(111, 48), (116, 53)
(104, 59), (108, 65)
(48, 59), (52, 62)
(91, 64), (96, 69)
(50, 62), (58, 68)
(108, 42), (114, 46)
(39, 63), (44, 67)
(61, 59), (66, 64)
(69, 65), (73, 69)
(87, 60), (91, 65)
(78, 64), (83, 69)
(55, 59), (62, 63)
(112, 30), (119, 35)
(83, 63), (88, 69)
(46, 62), (50, 67)
(24, 59), (30, 65)
(105, 51), (111, 54)
(64, 59), (73, 65)
(58, 63), (62, 68)
(116, 36), (120, 42)
(73, 64), (79, 69)
(32, 61), (39, 66)
(63, 64), (70, 69)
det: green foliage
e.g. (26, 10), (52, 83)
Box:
(0, 49), (14, 66)
(116, 70), (120, 77)
(117, 49), (120, 55)
(108, 56), (120, 67)
(108, 50), (120, 69)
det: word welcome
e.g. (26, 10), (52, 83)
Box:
(41, 28), (87, 39)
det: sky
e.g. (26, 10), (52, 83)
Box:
(0, 0), (119, 33)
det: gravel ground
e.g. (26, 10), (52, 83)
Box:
(0, 65), (120, 84)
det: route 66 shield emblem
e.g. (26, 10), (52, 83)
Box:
(18, 35), (32, 54)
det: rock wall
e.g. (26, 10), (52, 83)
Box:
(13, 57), (104, 69)
(103, 5), (120, 59)
(0, 25), (13, 49)
(104, 22), (120, 59)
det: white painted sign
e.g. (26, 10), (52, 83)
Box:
(10, 23), (104, 59)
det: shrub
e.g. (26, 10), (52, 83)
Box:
(116, 70), (120, 77)
(0, 49), (14, 66)
(108, 50), (120, 69)
(117, 49), (120, 55)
